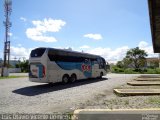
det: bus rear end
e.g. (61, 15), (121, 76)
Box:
(29, 48), (48, 83)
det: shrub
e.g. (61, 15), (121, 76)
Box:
(155, 68), (160, 74)
(111, 66), (124, 73)
(144, 68), (156, 74)
(124, 68), (137, 74)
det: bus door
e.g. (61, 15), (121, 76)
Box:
(92, 59), (99, 77)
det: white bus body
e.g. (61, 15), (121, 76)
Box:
(29, 48), (107, 84)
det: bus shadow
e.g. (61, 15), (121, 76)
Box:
(12, 78), (108, 96)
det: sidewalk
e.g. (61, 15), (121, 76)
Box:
(73, 109), (160, 120)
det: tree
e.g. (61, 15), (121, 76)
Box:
(116, 57), (132, 69)
(116, 61), (124, 68)
(126, 47), (148, 70)
(15, 60), (29, 72)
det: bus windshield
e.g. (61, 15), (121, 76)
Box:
(30, 48), (46, 57)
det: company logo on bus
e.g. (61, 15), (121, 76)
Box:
(32, 69), (38, 73)
(81, 64), (91, 72)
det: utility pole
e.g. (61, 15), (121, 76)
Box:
(1, 0), (12, 77)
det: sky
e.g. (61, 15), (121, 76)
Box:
(0, 0), (158, 63)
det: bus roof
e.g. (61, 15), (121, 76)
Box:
(33, 47), (102, 59)
(47, 47), (101, 59)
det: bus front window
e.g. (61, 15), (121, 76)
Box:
(30, 48), (46, 57)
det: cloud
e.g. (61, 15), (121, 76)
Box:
(86, 46), (129, 63)
(9, 41), (156, 63)
(80, 45), (90, 49)
(26, 18), (66, 42)
(138, 41), (148, 48)
(8, 32), (13, 36)
(17, 44), (22, 47)
(84, 34), (102, 40)
(138, 41), (157, 58)
(10, 46), (32, 60)
(81, 41), (156, 64)
(20, 17), (27, 22)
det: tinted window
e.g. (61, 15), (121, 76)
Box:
(30, 48), (46, 57)
(48, 54), (85, 62)
(97, 57), (106, 69)
(48, 49), (99, 63)
(48, 50), (86, 62)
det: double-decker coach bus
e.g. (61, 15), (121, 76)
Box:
(29, 47), (108, 84)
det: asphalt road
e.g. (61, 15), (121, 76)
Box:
(0, 74), (139, 114)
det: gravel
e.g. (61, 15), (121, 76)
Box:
(80, 95), (160, 110)
(0, 74), (138, 113)
(78, 75), (160, 110)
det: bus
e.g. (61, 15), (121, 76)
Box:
(29, 47), (108, 84)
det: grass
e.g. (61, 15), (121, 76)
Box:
(0, 76), (27, 79)
(124, 100), (129, 105)
(147, 97), (160, 105)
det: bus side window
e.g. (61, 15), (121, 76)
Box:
(100, 58), (105, 69)
(97, 58), (101, 68)
(97, 58), (104, 69)
(93, 59), (98, 64)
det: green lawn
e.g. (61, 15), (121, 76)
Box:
(0, 76), (27, 79)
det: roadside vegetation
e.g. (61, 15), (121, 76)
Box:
(15, 60), (29, 73)
(0, 75), (27, 80)
(110, 47), (160, 74)
(5, 59), (29, 73)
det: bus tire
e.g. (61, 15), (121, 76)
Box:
(99, 72), (103, 79)
(70, 74), (77, 83)
(48, 82), (54, 85)
(62, 74), (69, 84)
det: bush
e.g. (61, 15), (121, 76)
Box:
(111, 64), (160, 74)
(144, 68), (156, 74)
(111, 66), (124, 73)
(124, 68), (139, 74)
(155, 68), (160, 74)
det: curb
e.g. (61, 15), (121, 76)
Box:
(127, 81), (160, 86)
(134, 78), (160, 81)
(73, 109), (160, 120)
(138, 75), (160, 78)
(74, 108), (160, 113)
(114, 89), (160, 96)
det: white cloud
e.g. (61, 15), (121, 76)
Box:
(26, 18), (66, 42)
(138, 41), (148, 48)
(83, 41), (157, 64)
(138, 41), (157, 58)
(83, 43), (152, 63)
(8, 32), (13, 36)
(17, 44), (22, 47)
(20, 17), (27, 22)
(9, 41), (156, 63)
(80, 45), (90, 49)
(84, 34), (102, 40)
(87, 46), (129, 63)
(10, 46), (32, 60)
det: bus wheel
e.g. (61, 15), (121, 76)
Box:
(48, 83), (54, 85)
(70, 74), (77, 83)
(62, 75), (69, 84)
(99, 72), (103, 79)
